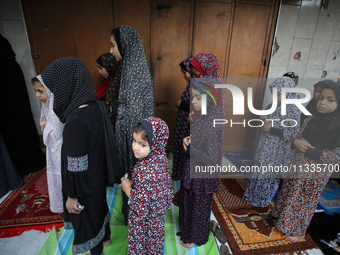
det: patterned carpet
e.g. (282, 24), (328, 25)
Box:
(0, 168), (63, 238)
(212, 178), (319, 255)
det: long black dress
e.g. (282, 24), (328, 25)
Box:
(0, 34), (46, 175)
(62, 103), (110, 254)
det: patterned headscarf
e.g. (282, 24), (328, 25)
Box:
(41, 57), (121, 184)
(37, 74), (52, 127)
(96, 53), (122, 118)
(37, 75), (64, 151)
(190, 53), (223, 78)
(141, 117), (169, 156)
(113, 25), (154, 175)
(131, 117), (173, 208)
(179, 57), (192, 74)
(283, 72), (299, 85)
(187, 77), (225, 194)
(269, 76), (299, 100)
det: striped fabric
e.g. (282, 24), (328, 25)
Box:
(39, 178), (218, 255)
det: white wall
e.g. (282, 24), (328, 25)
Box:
(0, 0), (41, 134)
(264, 0), (340, 109)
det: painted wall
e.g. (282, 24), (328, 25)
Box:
(264, 0), (340, 109)
(0, 0), (41, 134)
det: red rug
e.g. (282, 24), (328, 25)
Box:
(212, 178), (319, 255)
(0, 168), (64, 238)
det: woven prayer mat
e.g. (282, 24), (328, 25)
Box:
(0, 168), (63, 238)
(212, 178), (319, 255)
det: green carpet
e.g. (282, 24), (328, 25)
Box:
(39, 182), (218, 255)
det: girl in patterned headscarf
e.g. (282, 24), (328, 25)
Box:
(42, 57), (121, 255)
(190, 52), (223, 79)
(95, 52), (122, 129)
(32, 75), (64, 213)
(172, 57), (192, 181)
(272, 80), (340, 243)
(121, 117), (173, 254)
(110, 25), (154, 224)
(177, 76), (225, 248)
(245, 77), (301, 208)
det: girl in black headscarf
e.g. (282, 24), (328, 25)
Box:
(109, 25), (154, 224)
(41, 57), (121, 255)
(95, 52), (122, 130)
(0, 34), (45, 176)
(272, 80), (340, 243)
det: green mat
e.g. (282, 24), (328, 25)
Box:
(39, 182), (218, 255)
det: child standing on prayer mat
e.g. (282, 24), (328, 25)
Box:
(41, 57), (121, 255)
(121, 117), (174, 254)
(272, 80), (340, 243)
(32, 75), (64, 213)
(244, 77), (301, 208)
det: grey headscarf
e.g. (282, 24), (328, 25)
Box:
(112, 25), (154, 225)
(113, 25), (154, 175)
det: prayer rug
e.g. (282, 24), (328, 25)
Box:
(212, 178), (319, 255)
(318, 182), (340, 215)
(39, 184), (219, 255)
(0, 168), (63, 238)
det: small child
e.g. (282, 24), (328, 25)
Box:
(121, 117), (174, 254)
(32, 75), (64, 213)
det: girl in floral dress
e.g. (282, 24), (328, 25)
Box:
(272, 80), (340, 242)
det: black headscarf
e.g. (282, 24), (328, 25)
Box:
(0, 34), (15, 61)
(302, 80), (340, 149)
(41, 57), (121, 183)
(96, 53), (122, 120)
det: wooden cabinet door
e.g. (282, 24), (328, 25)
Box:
(21, 0), (113, 88)
(151, 0), (193, 148)
(21, 0), (75, 74)
(225, 0), (279, 152)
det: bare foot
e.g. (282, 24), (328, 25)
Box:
(180, 241), (196, 248)
(284, 235), (305, 243)
(185, 243), (196, 248)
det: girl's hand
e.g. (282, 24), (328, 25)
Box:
(294, 138), (315, 153)
(41, 121), (47, 132)
(183, 136), (191, 152)
(65, 197), (81, 214)
(121, 177), (132, 197)
(262, 120), (271, 133)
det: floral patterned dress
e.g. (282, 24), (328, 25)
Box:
(38, 75), (64, 213)
(128, 117), (174, 254)
(245, 77), (301, 207)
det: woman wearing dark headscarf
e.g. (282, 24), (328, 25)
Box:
(41, 57), (121, 255)
(95, 52), (122, 129)
(109, 25), (154, 224)
(0, 34), (46, 176)
(272, 80), (340, 243)
(177, 76), (225, 248)
(300, 80), (326, 125)
(172, 57), (192, 181)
